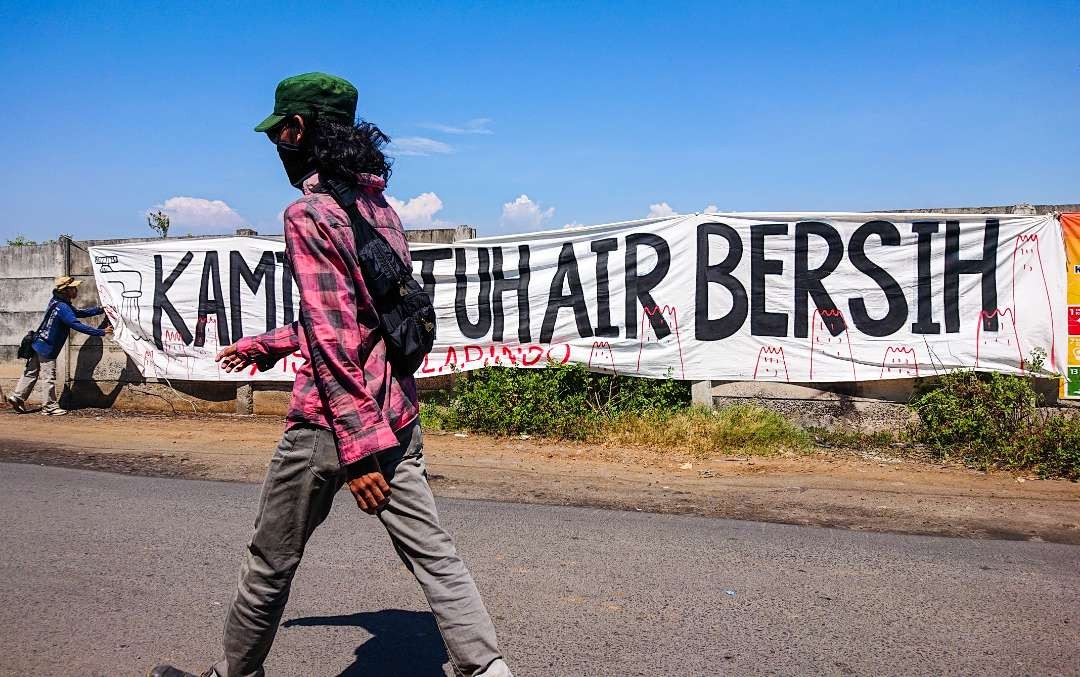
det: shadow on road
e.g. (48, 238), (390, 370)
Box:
(283, 609), (449, 676)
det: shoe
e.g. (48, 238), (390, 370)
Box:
(148, 666), (218, 677)
(148, 667), (197, 677)
(41, 405), (67, 416)
(477, 658), (514, 677)
(6, 395), (26, 413)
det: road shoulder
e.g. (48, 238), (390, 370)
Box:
(1, 408), (1078, 543)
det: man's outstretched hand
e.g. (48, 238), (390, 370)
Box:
(216, 344), (254, 373)
(346, 455), (391, 514)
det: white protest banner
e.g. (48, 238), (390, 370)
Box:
(90, 213), (1067, 382)
(91, 237), (302, 382)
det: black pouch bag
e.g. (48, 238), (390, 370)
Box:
(17, 331), (36, 360)
(321, 176), (436, 374)
(17, 302), (53, 360)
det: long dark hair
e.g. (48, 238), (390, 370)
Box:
(307, 117), (394, 183)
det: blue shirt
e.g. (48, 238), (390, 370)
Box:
(32, 294), (106, 360)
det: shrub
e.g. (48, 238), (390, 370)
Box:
(431, 363), (690, 439)
(426, 364), (813, 457)
(428, 365), (1080, 476)
(446, 363), (597, 438)
(910, 371), (1080, 479)
(910, 371), (1037, 464)
(1028, 415), (1080, 480)
(419, 401), (455, 431)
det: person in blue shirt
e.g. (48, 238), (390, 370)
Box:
(7, 276), (112, 416)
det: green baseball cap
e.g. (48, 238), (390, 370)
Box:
(254, 72), (358, 133)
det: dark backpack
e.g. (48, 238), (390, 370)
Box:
(320, 176), (436, 374)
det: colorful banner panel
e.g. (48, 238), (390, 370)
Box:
(1061, 213), (1080, 398)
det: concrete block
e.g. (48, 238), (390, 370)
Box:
(405, 228), (462, 245)
(0, 361), (25, 381)
(70, 340), (141, 382)
(0, 311), (46, 345)
(236, 383), (254, 415)
(852, 379), (917, 403)
(67, 248), (95, 276)
(417, 374), (456, 392)
(72, 275), (101, 304)
(64, 379), (238, 413)
(691, 380), (715, 407)
(253, 385), (292, 416)
(712, 380), (859, 401)
(0, 242), (64, 279)
(0, 278), (56, 314)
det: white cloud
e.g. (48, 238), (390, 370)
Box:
(644, 202), (722, 218)
(646, 202), (677, 218)
(390, 136), (455, 156)
(150, 196), (247, 233)
(562, 221), (585, 229)
(501, 194), (555, 229)
(419, 118), (493, 135)
(387, 192), (448, 228)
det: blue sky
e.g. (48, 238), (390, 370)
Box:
(1, 0), (1078, 242)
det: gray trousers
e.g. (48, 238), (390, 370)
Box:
(13, 353), (57, 406)
(213, 423), (507, 677)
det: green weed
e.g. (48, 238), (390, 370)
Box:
(421, 364), (1080, 479)
(910, 370), (1080, 479)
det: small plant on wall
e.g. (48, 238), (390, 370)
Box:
(147, 210), (170, 238)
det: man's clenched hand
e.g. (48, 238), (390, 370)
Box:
(346, 455), (391, 514)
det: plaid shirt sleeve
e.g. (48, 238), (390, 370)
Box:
(234, 323), (300, 371)
(285, 200), (399, 464)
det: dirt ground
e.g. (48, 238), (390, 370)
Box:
(1, 407), (1078, 544)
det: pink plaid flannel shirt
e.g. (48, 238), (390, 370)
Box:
(234, 172), (419, 465)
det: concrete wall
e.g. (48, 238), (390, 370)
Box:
(0, 240), (73, 379)
(4, 204), (1077, 416)
(881, 203), (1079, 216)
(406, 226), (477, 244)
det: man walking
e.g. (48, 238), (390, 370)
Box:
(151, 73), (511, 677)
(7, 275), (110, 416)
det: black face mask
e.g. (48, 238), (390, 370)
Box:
(276, 140), (318, 189)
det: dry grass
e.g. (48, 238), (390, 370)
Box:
(421, 398), (817, 459)
(599, 404), (813, 458)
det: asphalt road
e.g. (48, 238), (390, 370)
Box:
(0, 463), (1077, 677)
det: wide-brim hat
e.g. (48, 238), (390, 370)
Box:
(54, 275), (82, 291)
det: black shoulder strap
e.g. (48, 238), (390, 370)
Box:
(40, 298), (59, 330)
(323, 176), (380, 247)
(31, 298), (58, 338)
(322, 175), (415, 278)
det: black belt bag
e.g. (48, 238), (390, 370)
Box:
(17, 331), (36, 360)
(18, 300), (55, 360)
(322, 177), (436, 374)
